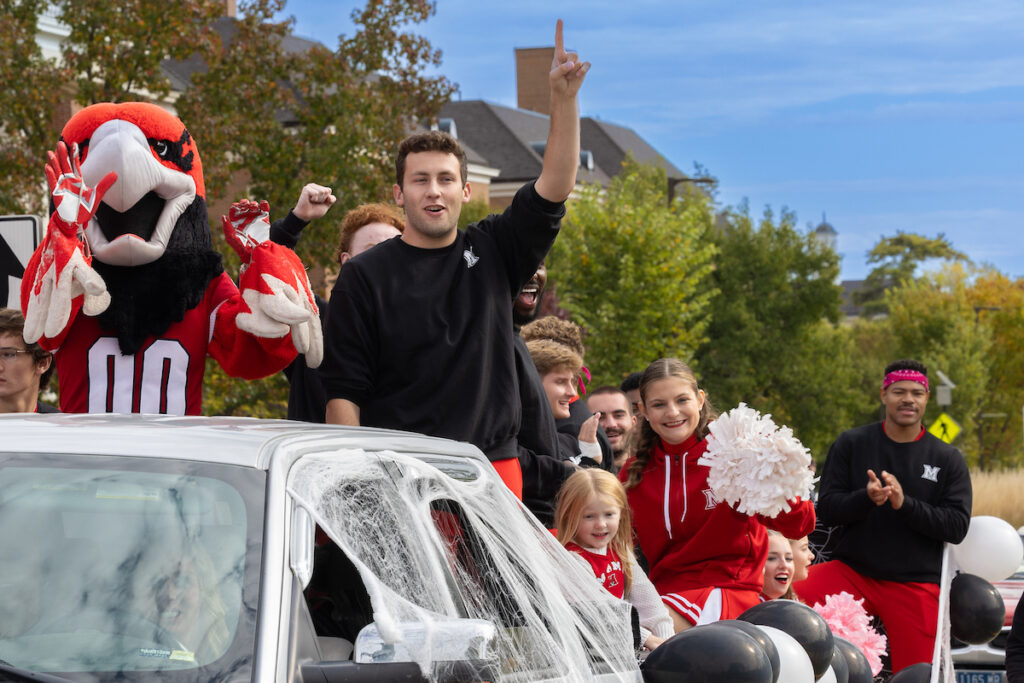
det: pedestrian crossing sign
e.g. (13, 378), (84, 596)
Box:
(928, 413), (961, 443)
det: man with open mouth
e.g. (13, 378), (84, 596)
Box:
(322, 20), (591, 503)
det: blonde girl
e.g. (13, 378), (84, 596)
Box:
(556, 469), (673, 650)
(762, 530), (796, 601)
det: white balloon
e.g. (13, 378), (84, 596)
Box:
(952, 516), (1024, 582)
(757, 624), (815, 683)
(818, 666), (838, 683)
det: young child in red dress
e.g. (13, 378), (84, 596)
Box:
(555, 468), (673, 651)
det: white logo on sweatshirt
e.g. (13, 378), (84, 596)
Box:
(463, 247), (479, 268)
(922, 464), (941, 482)
(702, 488), (720, 510)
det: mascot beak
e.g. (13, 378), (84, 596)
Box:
(81, 118), (197, 267)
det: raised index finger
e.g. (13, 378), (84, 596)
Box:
(554, 18), (565, 59)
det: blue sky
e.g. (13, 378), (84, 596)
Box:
(281, 0), (1024, 280)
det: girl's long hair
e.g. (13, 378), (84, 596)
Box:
(555, 469), (635, 595)
(622, 358), (717, 491)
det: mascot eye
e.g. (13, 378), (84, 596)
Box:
(146, 132), (194, 172)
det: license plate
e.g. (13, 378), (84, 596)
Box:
(956, 671), (1004, 683)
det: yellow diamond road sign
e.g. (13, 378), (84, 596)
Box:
(929, 413), (961, 443)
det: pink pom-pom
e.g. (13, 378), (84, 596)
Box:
(812, 592), (887, 675)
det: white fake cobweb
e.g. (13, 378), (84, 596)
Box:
(288, 448), (641, 682)
(697, 403), (814, 518)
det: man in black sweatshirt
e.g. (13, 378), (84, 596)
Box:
(794, 359), (972, 674)
(321, 21), (590, 499)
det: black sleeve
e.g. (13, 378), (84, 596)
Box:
(1008, 591), (1024, 682)
(815, 432), (875, 526)
(555, 431), (583, 461)
(514, 334), (561, 460)
(473, 181), (563, 297)
(596, 424), (614, 472)
(518, 445), (573, 507)
(896, 446), (972, 543)
(269, 211), (309, 249)
(319, 266), (377, 406)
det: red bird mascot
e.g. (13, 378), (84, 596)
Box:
(20, 102), (321, 414)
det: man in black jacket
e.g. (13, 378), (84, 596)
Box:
(794, 359), (972, 673)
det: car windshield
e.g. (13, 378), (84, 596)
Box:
(0, 453), (264, 681)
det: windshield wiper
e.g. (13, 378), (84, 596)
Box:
(0, 662), (74, 682)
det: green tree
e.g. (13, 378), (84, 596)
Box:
(547, 158), (718, 385)
(0, 1), (68, 214)
(966, 270), (1024, 468)
(0, 0), (226, 214)
(176, 0), (455, 268)
(884, 264), (991, 465)
(885, 264), (1024, 469)
(854, 232), (968, 316)
(458, 198), (491, 229)
(59, 0), (224, 105)
(695, 204), (846, 459)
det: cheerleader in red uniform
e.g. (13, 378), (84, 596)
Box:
(619, 358), (815, 632)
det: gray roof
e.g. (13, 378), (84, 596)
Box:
(440, 100), (609, 185)
(439, 99), (683, 186)
(581, 117), (684, 179)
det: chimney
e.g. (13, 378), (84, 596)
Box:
(515, 47), (554, 116)
(225, 0), (236, 17)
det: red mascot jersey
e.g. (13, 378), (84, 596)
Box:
(566, 542), (625, 599)
(54, 273), (236, 415)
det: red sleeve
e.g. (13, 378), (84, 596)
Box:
(759, 498), (816, 539)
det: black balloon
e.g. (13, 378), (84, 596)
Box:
(716, 620), (781, 683)
(889, 662), (931, 682)
(641, 624), (774, 683)
(950, 572), (1005, 645)
(833, 636), (872, 683)
(738, 599), (835, 680)
(829, 643), (849, 683)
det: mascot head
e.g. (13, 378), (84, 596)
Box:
(59, 102), (222, 355)
(62, 102), (205, 267)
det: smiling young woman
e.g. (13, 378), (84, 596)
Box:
(619, 358), (815, 634)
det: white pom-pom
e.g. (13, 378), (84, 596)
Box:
(697, 403), (813, 518)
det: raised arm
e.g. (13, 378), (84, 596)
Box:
(535, 19), (590, 203)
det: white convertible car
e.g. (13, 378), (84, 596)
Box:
(0, 414), (641, 683)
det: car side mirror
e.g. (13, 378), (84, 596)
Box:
(353, 618), (499, 680)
